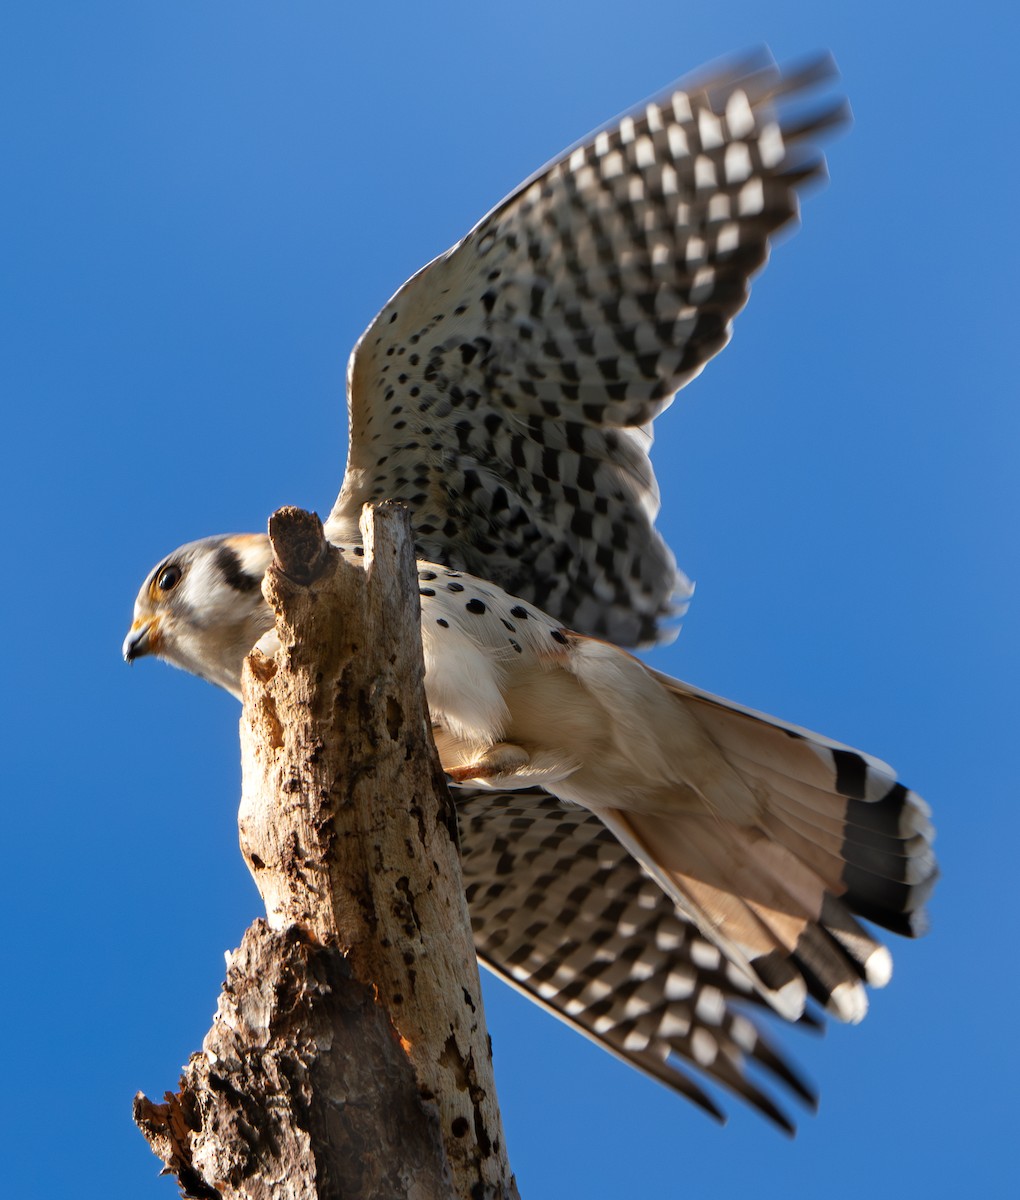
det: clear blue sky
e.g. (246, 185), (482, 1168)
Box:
(3, 3), (1016, 1197)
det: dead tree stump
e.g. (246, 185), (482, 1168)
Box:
(135, 504), (518, 1200)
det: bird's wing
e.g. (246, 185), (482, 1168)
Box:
(455, 787), (821, 1132)
(327, 52), (847, 645)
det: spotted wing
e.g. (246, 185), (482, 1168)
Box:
(456, 788), (819, 1131)
(328, 52), (847, 644)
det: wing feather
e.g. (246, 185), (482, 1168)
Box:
(329, 51), (847, 644)
(455, 788), (819, 1131)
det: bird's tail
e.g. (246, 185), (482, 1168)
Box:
(597, 673), (937, 1023)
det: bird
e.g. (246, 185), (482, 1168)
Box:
(123, 51), (937, 1130)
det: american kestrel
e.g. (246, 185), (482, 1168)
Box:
(124, 52), (937, 1129)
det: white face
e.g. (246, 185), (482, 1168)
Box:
(123, 534), (275, 698)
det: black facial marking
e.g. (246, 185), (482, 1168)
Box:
(215, 545), (260, 594)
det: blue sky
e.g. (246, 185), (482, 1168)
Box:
(3, 2), (1016, 1196)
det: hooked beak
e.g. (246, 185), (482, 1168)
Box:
(123, 617), (159, 663)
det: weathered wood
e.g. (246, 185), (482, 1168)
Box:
(134, 922), (451, 1199)
(135, 504), (518, 1199)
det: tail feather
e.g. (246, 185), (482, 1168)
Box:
(725, 750), (906, 848)
(663, 675), (938, 924)
(657, 680), (937, 896)
(756, 801), (934, 928)
(756, 770), (935, 895)
(678, 812), (873, 1022)
(601, 808), (811, 1020)
(584, 667), (938, 1023)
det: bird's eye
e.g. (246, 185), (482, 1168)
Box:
(157, 564), (183, 592)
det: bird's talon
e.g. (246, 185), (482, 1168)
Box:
(444, 743), (531, 784)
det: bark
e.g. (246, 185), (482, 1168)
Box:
(135, 504), (518, 1200)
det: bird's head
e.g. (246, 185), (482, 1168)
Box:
(123, 533), (275, 699)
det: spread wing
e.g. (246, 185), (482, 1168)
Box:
(456, 788), (820, 1131)
(327, 51), (847, 644)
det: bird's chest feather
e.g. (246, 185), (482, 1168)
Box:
(415, 561), (572, 743)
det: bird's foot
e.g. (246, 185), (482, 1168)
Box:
(444, 742), (532, 784)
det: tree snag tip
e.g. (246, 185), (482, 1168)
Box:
(360, 500), (416, 572)
(268, 506), (330, 584)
